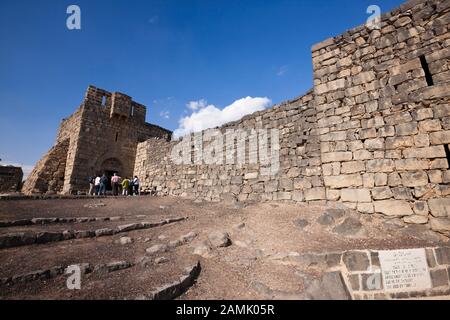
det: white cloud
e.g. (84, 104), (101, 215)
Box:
(159, 110), (170, 119)
(173, 96), (271, 139)
(0, 162), (34, 180)
(276, 65), (289, 76)
(187, 99), (207, 111)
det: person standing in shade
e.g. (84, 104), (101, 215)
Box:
(133, 176), (140, 196)
(88, 175), (95, 195)
(94, 175), (101, 196)
(99, 173), (108, 196)
(121, 177), (130, 196)
(129, 178), (134, 196)
(111, 173), (120, 196)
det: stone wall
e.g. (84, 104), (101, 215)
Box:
(22, 139), (70, 194)
(312, 0), (450, 227)
(24, 86), (172, 195)
(134, 92), (322, 202)
(344, 246), (450, 299)
(135, 0), (450, 233)
(279, 246), (450, 300)
(0, 166), (23, 193)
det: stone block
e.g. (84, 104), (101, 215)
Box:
(286, 167), (300, 178)
(429, 131), (450, 145)
(348, 274), (360, 291)
(340, 188), (371, 202)
(413, 108), (433, 121)
(386, 136), (414, 149)
(374, 173), (388, 186)
(293, 178), (312, 190)
(360, 128), (377, 139)
(428, 198), (450, 217)
(428, 170), (443, 184)
(366, 159), (395, 173)
(371, 187), (393, 200)
(318, 116), (343, 127)
(430, 269), (449, 288)
(426, 249), (437, 268)
(434, 247), (450, 265)
(430, 218), (450, 233)
(379, 125), (395, 137)
(326, 189), (340, 201)
(363, 173), (375, 188)
(431, 159), (449, 169)
(392, 187), (413, 200)
(400, 171), (429, 187)
(341, 161), (365, 174)
(357, 202), (374, 214)
(389, 58), (420, 76)
(322, 152), (353, 163)
(292, 190), (304, 202)
(419, 120), (441, 133)
(385, 111), (412, 125)
(265, 180), (278, 193)
(244, 172), (258, 180)
(403, 215), (428, 224)
(413, 201), (429, 216)
(304, 188), (326, 201)
(364, 138), (384, 150)
(433, 104), (450, 118)
(403, 146), (446, 158)
(353, 150), (372, 160)
(276, 192), (292, 200)
(413, 134), (430, 147)
(304, 271), (352, 300)
(388, 172), (402, 186)
(324, 174), (363, 188)
(343, 251), (370, 272)
(279, 178), (293, 191)
(321, 131), (347, 142)
(374, 200), (413, 216)
(395, 159), (429, 171)
(395, 122), (418, 136)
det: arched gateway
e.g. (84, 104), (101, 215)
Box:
(99, 158), (124, 190)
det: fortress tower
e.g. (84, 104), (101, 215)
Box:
(22, 85), (172, 195)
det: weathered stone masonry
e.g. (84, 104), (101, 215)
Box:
(134, 0), (450, 233)
(0, 166), (23, 193)
(134, 91), (321, 203)
(312, 0), (450, 227)
(23, 86), (172, 195)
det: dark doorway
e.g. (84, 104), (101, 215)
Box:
(99, 158), (124, 192)
(104, 170), (116, 191)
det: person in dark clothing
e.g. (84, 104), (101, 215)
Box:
(88, 176), (95, 195)
(133, 176), (140, 196)
(129, 179), (134, 196)
(99, 174), (108, 196)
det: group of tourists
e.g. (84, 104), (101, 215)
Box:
(88, 173), (140, 196)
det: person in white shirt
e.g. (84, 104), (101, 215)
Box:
(94, 176), (101, 196)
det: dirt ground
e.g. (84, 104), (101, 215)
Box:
(0, 196), (448, 300)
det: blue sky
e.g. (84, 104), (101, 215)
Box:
(0, 0), (404, 172)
